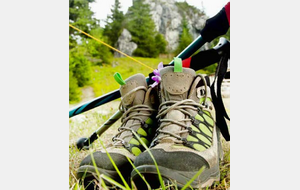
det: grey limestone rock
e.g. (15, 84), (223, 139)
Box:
(114, 28), (137, 57)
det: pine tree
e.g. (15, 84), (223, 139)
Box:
(69, 0), (98, 49)
(103, 0), (125, 47)
(174, 17), (193, 55)
(69, 47), (92, 87)
(85, 27), (113, 65)
(126, 0), (158, 57)
(155, 33), (167, 54)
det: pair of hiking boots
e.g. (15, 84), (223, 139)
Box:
(77, 63), (224, 189)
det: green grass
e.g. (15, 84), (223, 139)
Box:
(90, 57), (173, 98)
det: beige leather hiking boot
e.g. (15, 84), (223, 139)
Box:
(132, 66), (222, 189)
(77, 74), (158, 189)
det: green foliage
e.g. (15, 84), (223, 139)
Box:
(174, 17), (193, 55)
(83, 28), (113, 65)
(69, 47), (92, 87)
(103, 0), (125, 47)
(69, 71), (81, 103)
(126, 0), (161, 58)
(69, 0), (98, 48)
(155, 33), (168, 54)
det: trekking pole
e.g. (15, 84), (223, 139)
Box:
(76, 110), (123, 150)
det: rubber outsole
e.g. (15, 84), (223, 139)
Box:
(77, 165), (130, 189)
(131, 164), (220, 189)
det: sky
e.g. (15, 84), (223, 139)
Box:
(90, 0), (229, 27)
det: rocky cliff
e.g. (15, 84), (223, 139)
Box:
(145, 0), (207, 51)
(116, 0), (208, 56)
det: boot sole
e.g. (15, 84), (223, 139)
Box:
(131, 164), (220, 189)
(77, 165), (125, 187)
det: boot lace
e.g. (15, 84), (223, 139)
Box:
(152, 74), (210, 146)
(112, 86), (156, 147)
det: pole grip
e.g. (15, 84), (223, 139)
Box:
(200, 6), (229, 42)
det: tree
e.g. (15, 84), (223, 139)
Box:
(69, 47), (92, 87)
(69, 0), (98, 49)
(126, 0), (158, 57)
(154, 33), (168, 55)
(174, 17), (193, 55)
(69, 71), (81, 103)
(84, 27), (113, 65)
(103, 0), (125, 47)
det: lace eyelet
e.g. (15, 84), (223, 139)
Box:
(150, 139), (158, 147)
(123, 141), (128, 147)
(200, 89), (206, 95)
(143, 123), (149, 129)
(181, 138), (188, 144)
(187, 127), (194, 134)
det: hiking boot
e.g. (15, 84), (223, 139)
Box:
(77, 74), (158, 189)
(131, 65), (222, 189)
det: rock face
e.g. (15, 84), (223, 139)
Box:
(116, 0), (208, 54)
(144, 0), (207, 52)
(114, 28), (138, 57)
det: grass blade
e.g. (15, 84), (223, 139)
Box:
(126, 156), (151, 190)
(132, 130), (166, 190)
(89, 150), (109, 190)
(180, 166), (205, 190)
(98, 139), (131, 190)
(101, 174), (128, 190)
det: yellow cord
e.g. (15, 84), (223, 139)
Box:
(69, 24), (154, 71)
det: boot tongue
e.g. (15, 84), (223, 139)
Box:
(116, 73), (151, 147)
(156, 66), (196, 144)
(119, 73), (147, 108)
(159, 66), (196, 101)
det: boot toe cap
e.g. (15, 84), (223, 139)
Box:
(79, 151), (131, 171)
(134, 148), (209, 171)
